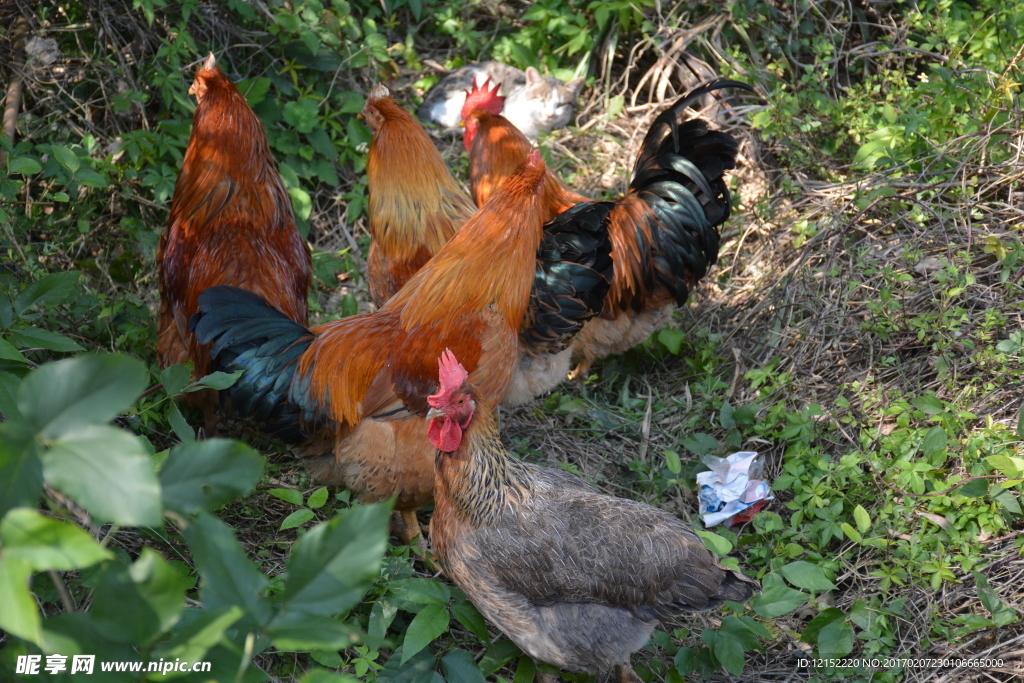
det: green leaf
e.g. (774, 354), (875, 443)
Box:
(390, 577), (452, 605)
(268, 612), (363, 650)
(658, 327), (685, 355)
(0, 556), (41, 644)
(369, 599), (398, 641)
(18, 354), (148, 440)
(993, 488), (1022, 515)
(987, 454), (1024, 478)
(442, 649), (486, 683)
(14, 271), (81, 315)
(238, 77), (272, 107)
(955, 478), (989, 498)
(718, 615), (761, 649)
(911, 395), (944, 415)
(307, 128), (339, 161)
(817, 619), (854, 659)
(0, 508), (111, 570)
(452, 598), (489, 641)
(780, 561), (837, 591)
(154, 606), (244, 665)
(751, 585), (808, 618)
(51, 145), (80, 173)
(402, 603), (449, 663)
(91, 548), (188, 645)
(663, 450), (681, 475)
(184, 512), (272, 627)
(853, 505), (871, 534)
(283, 98), (321, 134)
(0, 338), (27, 363)
(379, 643), (438, 683)
(840, 523), (862, 543)
(680, 432), (719, 456)
(921, 426), (947, 457)
(160, 439), (263, 515)
(42, 425), (162, 525)
(308, 650), (343, 668)
(479, 639), (521, 676)
(10, 157), (42, 175)
(713, 629), (745, 675)
(511, 655), (536, 683)
(168, 400), (195, 443)
(9, 326), (84, 352)
(269, 487), (304, 506)
(800, 607), (845, 644)
(0, 426), (42, 517)
(719, 402), (735, 428)
(849, 599), (881, 632)
(160, 363), (193, 396)
(186, 370), (242, 392)
(306, 486), (329, 509)
(277, 503), (390, 617)
(1017, 404), (1024, 439)
(694, 530), (733, 556)
(281, 509), (315, 529)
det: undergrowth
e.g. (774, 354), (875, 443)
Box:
(1, 0), (1023, 681)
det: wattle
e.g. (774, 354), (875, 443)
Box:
(428, 416), (463, 452)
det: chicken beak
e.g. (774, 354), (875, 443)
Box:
(357, 112), (365, 120)
(188, 85), (195, 96)
(426, 407), (442, 420)
(458, 121), (465, 127)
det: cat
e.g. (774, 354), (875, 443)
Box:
(418, 62), (585, 140)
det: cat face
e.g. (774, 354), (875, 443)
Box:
(504, 68), (585, 138)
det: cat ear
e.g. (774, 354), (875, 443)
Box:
(565, 77), (585, 99)
(525, 66), (543, 85)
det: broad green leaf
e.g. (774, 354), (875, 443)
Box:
(663, 449), (681, 475)
(402, 603), (449, 663)
(10, 157), (42, 175)
(167, 400), (195, 443)
(911, 395), (944, 415)
(780, 561), (836, 591)
(0, 556), (41, 644)
(817, 619), (854, 659)
(19, 355), (148, 440)
(91, 549), (188, 645)
(681, 432), (719, 456)
(391, 577), (452, 605)
(0, 338), (28, 363)
(9, 326), (84, 352)
(713, 629), (745, 675)
(281, 509), (315, 529)
(955, 478), (989, 498)
(719, 402), (735, 428)
(269, 487), (304, 506)
(160, 363), (193, 396)
(379, 644), (438, 683)
(42, 425), (162, 526)
(478, 639), (521, 676)
(278, 503), (389, 617)
(0, 507), (111, 570)
(308, 650), (343, 668)
(1017, 404), (1024, 439)
(800, 607), (845, 644)
(511, 655), (536, 683)
(307, 128), (339, 161)
(993, 488), (1022, 514)
(0, 426), (43, 518)
(160, 439), (263, 515)
(238, 77), (272, 107)
(987, 454), (1024, 478)
(849, 599), (882, 632)
(751, 585), (807, 618)
(301, 671), (359, 683)
(452, 598), (489, 641)
(183, 512), (272, 627)
(283, 98), (320, 133)
(369, 599), (398, 641)
(921, 426), (947, 457)
(306, 486), (329, 509)
(658, 327), (685, 355)
(853, 505), (871, 534)
(718, 615), (761, 649)
(153, 606), (244, 665)
(186, 370), (242, 392)
(51, 145), (80, 173)
(694, 530), (733, 556)
(268, 612), (362, 650)
(442, 649), (486, 683)
(840, 523), (862, 543)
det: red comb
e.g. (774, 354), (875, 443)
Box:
(368, 83), (390, 103)
(460, 76), (504, 120)
(428, 349), (469, 407)
(528, 149), (542, 167)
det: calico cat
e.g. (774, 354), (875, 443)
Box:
(419, 62), (585, 140)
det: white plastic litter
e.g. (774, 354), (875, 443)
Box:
(696, 451), (773, 527)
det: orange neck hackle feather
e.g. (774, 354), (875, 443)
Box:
(363, 85), (475, 262)
(388, 150), (548, 333)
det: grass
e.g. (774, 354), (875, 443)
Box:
(2, 0), (1024, 681)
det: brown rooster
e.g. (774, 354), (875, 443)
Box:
(462, 79), (750, 380)
(157, 53), (311, 431)
(359, 84), (613, 406)
(361, 84), (475, 306)
(427, 350), (759, 682)
(190, 153), (550, 544)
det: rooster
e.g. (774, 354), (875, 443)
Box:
(157, 53), (311, 431)
(462, 79), (749, 380)
(360, 85), (613, 405)
(361, 84), (475, 306)
(190, 153), (549, 544)
(427, 350), (759, 682)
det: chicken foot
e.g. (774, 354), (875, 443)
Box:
(613, 664), (643, 683)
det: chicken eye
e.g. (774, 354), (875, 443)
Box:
(457, 398), (465, 405)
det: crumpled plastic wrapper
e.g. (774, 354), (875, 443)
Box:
(696, 451), (773, 527)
